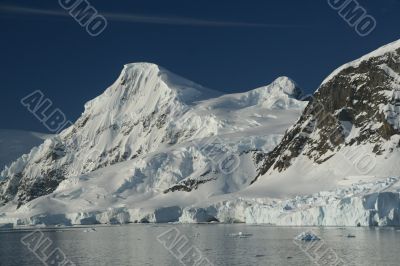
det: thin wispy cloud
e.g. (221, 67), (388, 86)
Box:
(0, 4), (306, 29)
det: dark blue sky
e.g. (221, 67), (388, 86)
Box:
(1, 0), (400, 132)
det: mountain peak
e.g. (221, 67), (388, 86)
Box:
(123, 62), (160, 69)
(115, 62), (221, 104)
(121, 62), (166, 78)
(322, 38), (400, 86)
(270, 76), (302, 98)
(238, 76), (304, 110)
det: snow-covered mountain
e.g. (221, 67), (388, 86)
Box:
(0, 63), (306, 224)
(2, 39), (400, 227)
(238, 39), (400, 226)
(0, 130), (51, 170)
(251, 39), (400, 191)
(0, 63), (225, 205)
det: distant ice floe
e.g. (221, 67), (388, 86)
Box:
(295, 232), (321, 242)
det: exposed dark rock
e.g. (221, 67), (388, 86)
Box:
(164, 177), (216, 193)
(252, 47), (400, 184)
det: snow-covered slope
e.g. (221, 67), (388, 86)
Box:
(0, 63), (306, 222)
(0, 130), (51, 171)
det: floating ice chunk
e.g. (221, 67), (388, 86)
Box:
(229, 232), (253, 238)
(83, 227), (97, 233)
(295, 232), (321, 241)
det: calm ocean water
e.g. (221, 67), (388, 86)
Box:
(0, 224), (399, 265)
